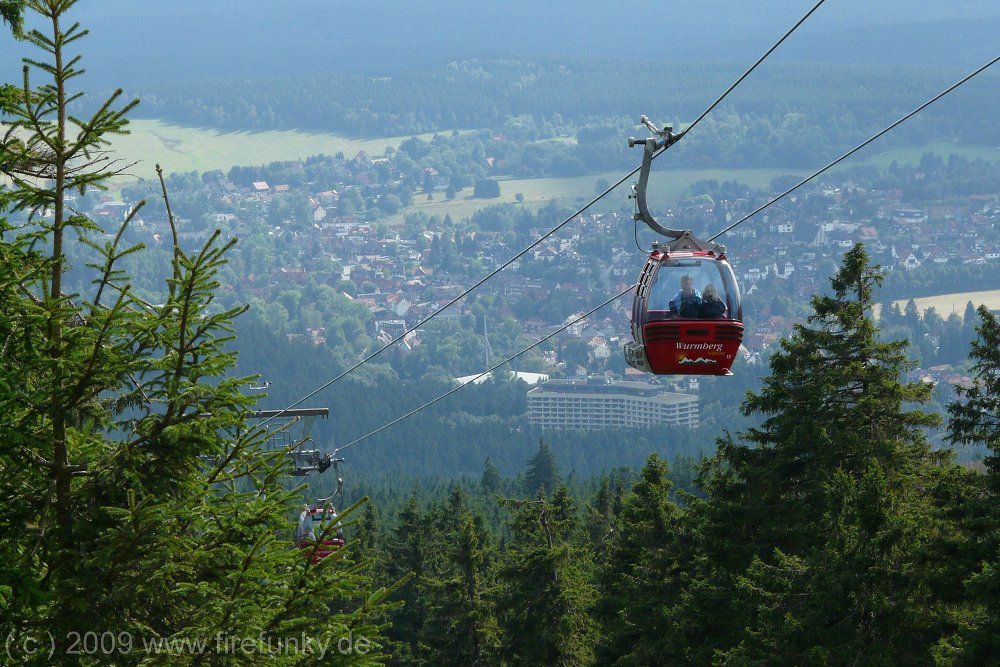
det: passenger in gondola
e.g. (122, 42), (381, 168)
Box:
(669, 274), (702, 318)
(699, 283), (727, 318)
(330, 507), (346, 543)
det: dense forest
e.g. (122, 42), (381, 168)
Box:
(115, 58), (1000, 169)
(339, 246), (1000, 665)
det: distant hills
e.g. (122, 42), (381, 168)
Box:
(0, 1), (996, 86)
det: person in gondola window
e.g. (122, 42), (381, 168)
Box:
(669, 274), (702, 317)
(699, 283), (727, 318)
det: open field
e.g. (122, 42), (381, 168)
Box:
(385, 168), (794, 225)
(849, 141), (1000, 169)
(107, 120), (450, 180)
(879, 290), (1000, 320)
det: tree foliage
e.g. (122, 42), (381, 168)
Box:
(936, 306), (1000, 664)
(525, 439), (561, 496)
(671, 244), (957, 664)
(595, 454), (685, 664)
(0, 3), (390, 663)
(497, 487), (597, 666)
(949, 305), (1000, 487)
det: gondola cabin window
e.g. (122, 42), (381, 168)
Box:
(643, 257), (740, 325)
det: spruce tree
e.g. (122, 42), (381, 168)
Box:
(382, 498), (426, 665)
(595, 454), (686, 664)
(948, 305), (1000, 487)
(935, 305), (1000, 664)
(525, 438), (561, 496)
(480, 456), (501, 495)
(415, 488), (500, 666)
(0, 3), (391, 663)
(584, 474), (616, 565)
(679, 244), (947, 664)
(497, 486), (597, 666)
(352, 502), (386, 573)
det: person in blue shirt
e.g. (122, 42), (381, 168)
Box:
(669, 274), (702, 317)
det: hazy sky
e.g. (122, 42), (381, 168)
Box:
(1, 1), (997, 85)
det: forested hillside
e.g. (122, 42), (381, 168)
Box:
(119, 59), (1000, 167)
(232, 316), (761, 482)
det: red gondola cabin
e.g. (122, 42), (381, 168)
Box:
(622, 116), (745, 375)
(295, 504), (345, 563)
(624, 245), (743, 375)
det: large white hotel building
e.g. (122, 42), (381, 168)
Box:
(527, 378), (699, 430)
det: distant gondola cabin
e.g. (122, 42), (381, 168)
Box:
(295, 505), (345, 563)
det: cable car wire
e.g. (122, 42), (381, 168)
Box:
(332, 284), (636, 455)
(708, 52), (1000, 243)
(676, 0), (828, 141)
(262, 171), (637, 427)
(334, 52), (1000, 452)
(261, 1), (828, 426)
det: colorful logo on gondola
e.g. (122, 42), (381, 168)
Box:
(677, 355), (720, 365)
(676, 342), (723, 365)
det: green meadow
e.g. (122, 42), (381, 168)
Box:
(853, 140), (1000, 169)
(108, 119), (430, 180)
(391, 168), (793, 226)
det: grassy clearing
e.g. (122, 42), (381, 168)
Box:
(384, 174), (613, 225)
(107, 119), (456, 181)
(882, 290), (1000, 320)
(388, 168), (799, 225)
(848, 141), (1000, 169)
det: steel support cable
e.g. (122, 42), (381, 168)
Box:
(332, 284), (636, 455)
(261, 1), (828, 427)
(708, 53), (1000, 242)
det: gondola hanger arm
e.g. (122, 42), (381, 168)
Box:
(629, 116), (725, 254)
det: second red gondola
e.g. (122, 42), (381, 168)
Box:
(295, 504), (345, 563)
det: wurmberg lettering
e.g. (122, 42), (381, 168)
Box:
(677, 342), (724, 352)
